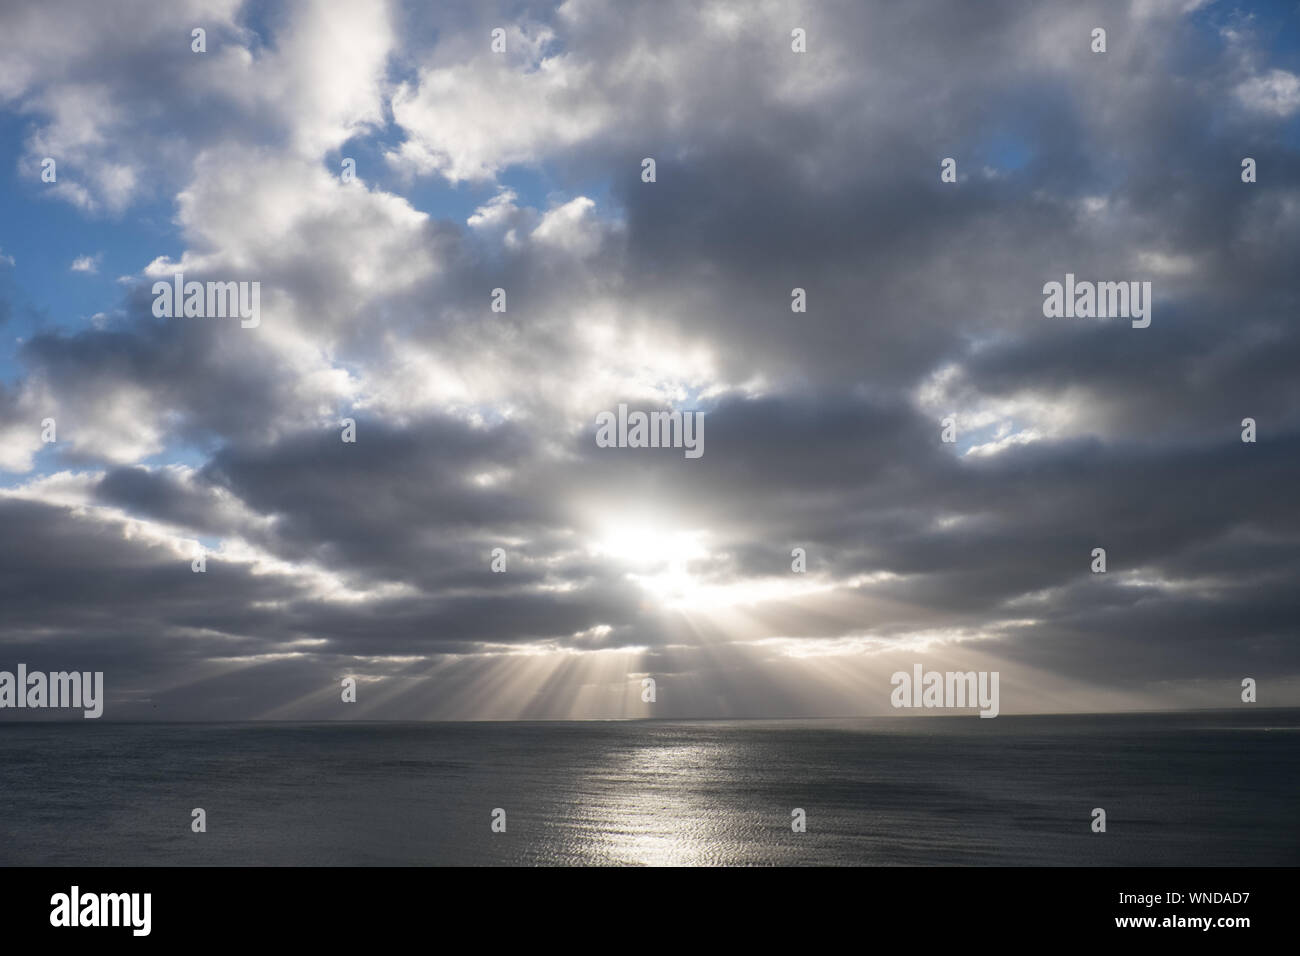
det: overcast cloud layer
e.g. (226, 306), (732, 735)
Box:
(1, 0), (1297, 719)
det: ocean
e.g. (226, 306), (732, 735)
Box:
(1, 710), (1296, 866)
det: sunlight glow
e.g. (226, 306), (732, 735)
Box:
(588, 518), (833, 613)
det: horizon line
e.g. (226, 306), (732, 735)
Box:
(1, 705), (1296, 725)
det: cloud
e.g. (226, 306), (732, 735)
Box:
(0, 0), (1297, 718)
(1236, 69), (1300, 118)
(388, 46), (612, 183)
(0, 0), (393, 212)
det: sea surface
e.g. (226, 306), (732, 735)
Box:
(1, 710), (1296, 866)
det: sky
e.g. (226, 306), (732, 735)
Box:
(0, 0), (1297, 720)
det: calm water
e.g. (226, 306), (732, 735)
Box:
(1, 711), (1296, 866)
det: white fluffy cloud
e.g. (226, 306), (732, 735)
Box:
(1236, 68), (1300, 118)
(388, 53), (612, 182)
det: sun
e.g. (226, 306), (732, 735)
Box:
(589, 513), (850, 618)
(589, 520), (712, 606)
(588, 517), (830, 613)
(593, 522), (706, 566)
